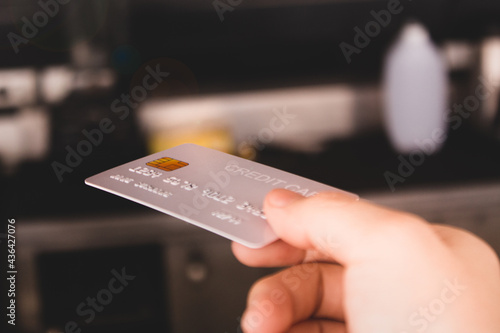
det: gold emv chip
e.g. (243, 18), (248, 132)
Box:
(147, 157), (189, 171)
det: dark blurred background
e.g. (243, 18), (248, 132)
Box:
(0, 0), (500, 332)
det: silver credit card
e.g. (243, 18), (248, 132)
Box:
(85, 143), (352, 248)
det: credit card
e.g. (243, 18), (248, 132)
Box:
(85, 143), (354, 248)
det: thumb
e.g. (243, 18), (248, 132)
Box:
(263, 189), (434, 265)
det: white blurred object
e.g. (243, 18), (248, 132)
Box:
(0, 69), (37, 108)
(480, 36), (500, 127)
(41, 66), (116, 104)
(0, 108), (50, 171)
(383, 22), (448, 154)
(138, 84), (375, 153)
(40, 66), (75, 104)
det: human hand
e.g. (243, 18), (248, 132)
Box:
(232, 189), (500, 333)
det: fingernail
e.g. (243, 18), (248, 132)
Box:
(266, 189), (303, 208)
(335, 190), (360, 202)
(267, 188), (359, 208)
(316, 190), (360, 206)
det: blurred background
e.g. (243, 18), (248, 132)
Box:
(1, 0), (500, 332)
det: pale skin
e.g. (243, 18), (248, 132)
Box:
(232, 189), (500, 333)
